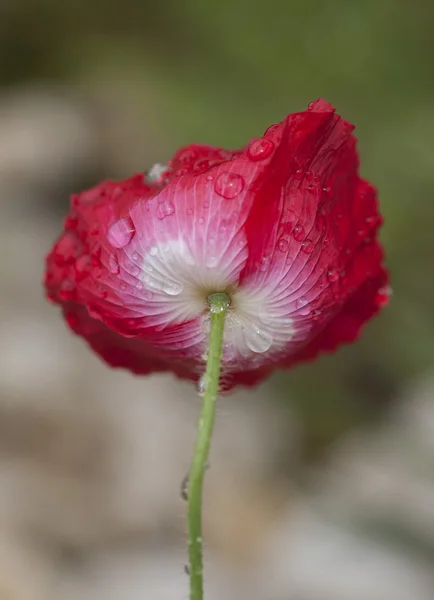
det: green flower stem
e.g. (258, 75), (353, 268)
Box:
(188, 292), (230, 600)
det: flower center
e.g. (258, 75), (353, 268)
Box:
(132, 237), (295, 366)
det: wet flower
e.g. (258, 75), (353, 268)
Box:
(45, 99), (389, 390)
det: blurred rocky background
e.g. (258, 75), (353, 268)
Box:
(0, 1), (434, 598)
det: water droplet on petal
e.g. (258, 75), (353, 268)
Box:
(219, 219), (228, 233)
(244, 324), (273, 353)
(278, 237), (289, 252)
(108, 254), (120, 275)
(301, 239), (315, 254)
(247, 138), (274, 161)
(187, 208), (193, 215)
(206, 174), (213, 182)
(130, 265), (140, 276)
(163, 281), (183, 296)
(156, 198), (175, 219)
(132, 252), (140, 261)
(259, 255), (270, 271)
(205, 254), (218, 268)
(149, 245), (158, 256)
(327, 268), (339, 283)
(214, 172), (244, 199)
(296, 296), (310, 315)
(293, 225), (305, 241)
(107, 217), (136, 248)
(136, 281), (143, 290)
(120, 282), (128, 292)
(264, 123), (279, 136)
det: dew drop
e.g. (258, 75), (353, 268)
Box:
(130, 265), (140, 276)
(107, 217), (136, 248)
(163, 281), (183, 296)
(205, 255), (218, 268)
(244, 324), (273, 353)
(293, 224), (305, 241)
(202, 315), (210, 334)
(131, 252), (140, 261)
(209, 294), (230, 313)
(264, 123), (279, 136)
(156, 198), (175, 219)
(149, 245), (158, 256)
(247, 138), (274, 161)
(278, 237), (289, 252)
(196, 374), (206, 396)
(136, 281), (143, 290)
(296, 296), (310, 315)
(145, 291), (154, 300)
(259, 255), (270, 271)
(206, 174), (213, 182)
(301, 239), (315, 254)
(327, 268), (339, 283)
(120, 282), (128, 292)
(187, 208), (193, 215)
(294, 168), (303, 180)
(108, 254), (120, 275)
(219, 219), (228, 233)
(214, 172), (244, 199)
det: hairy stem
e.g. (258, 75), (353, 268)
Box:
(187, 292), (230, 600)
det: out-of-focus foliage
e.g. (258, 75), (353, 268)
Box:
(1, 0), (433, 453)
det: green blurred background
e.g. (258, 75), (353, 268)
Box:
(3, 0), (431, 453)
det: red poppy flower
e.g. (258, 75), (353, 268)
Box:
(45, 99), (389, 390)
